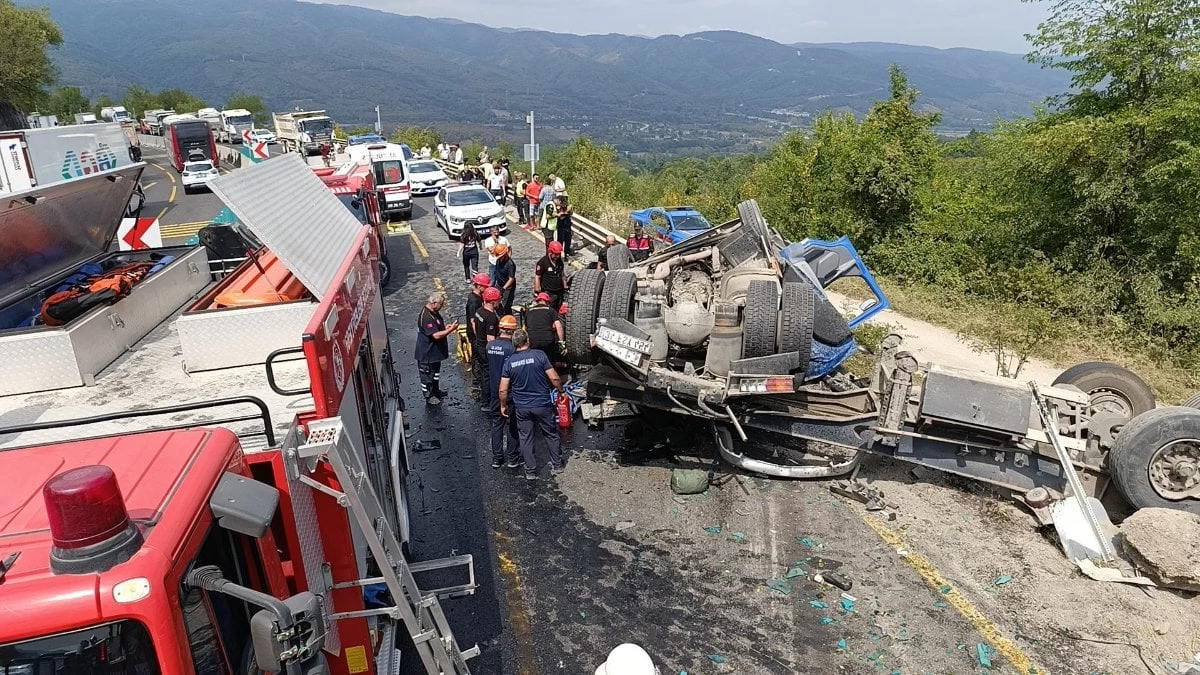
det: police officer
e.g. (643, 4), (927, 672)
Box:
(487, 315), (522, 469)
(525, 292), (565, 362)
(534, 240), (569, 309)
(627, 223), (654, 262)
(499, 329), (565, 479)
(471, 287), (502, 406)
(416, 292), (458, 405)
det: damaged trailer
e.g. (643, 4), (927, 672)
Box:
(564, 201), (1199, 533)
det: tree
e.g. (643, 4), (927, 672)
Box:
(1024, 0), (1200, 114)
(122, 85), (158, 119)
(389, 125), (442, 151)
(155, 88), (206, 114)
(0, 1), (63, 129)
(225, 92), (270, 125)
(44, 86), (91, 120)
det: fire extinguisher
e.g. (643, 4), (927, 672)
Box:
(556, 393), (572, 428)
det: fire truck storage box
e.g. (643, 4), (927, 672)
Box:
(175, 154), (366, 372)
(0, 165), (209, 396)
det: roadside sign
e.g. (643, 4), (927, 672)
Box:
(523, 143), (540, 162)
(117, 217), (162, 250)
(242, 129), (254, 145)
(241, 134), (268, 164)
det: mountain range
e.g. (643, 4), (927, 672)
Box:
(29, 0), (1069, 152)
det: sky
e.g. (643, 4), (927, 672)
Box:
(306, 0), (1048, 53)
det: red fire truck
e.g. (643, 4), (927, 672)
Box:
(314, 163), (391, 287)
(0, 156), (476, 674)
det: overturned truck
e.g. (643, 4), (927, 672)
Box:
(565, 201), (1199, 519)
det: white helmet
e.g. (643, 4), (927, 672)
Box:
(594, 643), (659, 675)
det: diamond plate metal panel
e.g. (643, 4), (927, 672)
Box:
(208, 154), (361, 300)
(177, 301), (316, 372)
(0, 330), (82, 395)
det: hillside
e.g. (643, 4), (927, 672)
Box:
(30, 0), (1068, 150)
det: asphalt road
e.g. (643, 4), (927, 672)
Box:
(381, 206), (1032, 674)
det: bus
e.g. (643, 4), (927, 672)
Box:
(165, 118), (219, 171)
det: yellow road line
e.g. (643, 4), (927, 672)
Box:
(432, 277), (443, 292)
(155, 207), (169, 222)
(410, 230), (429, 259)
(489, 527), (538, 674)
(158, 221), (211, 238)
(168, 183), (176, 203)
(142, 181), (158, 191)
(859, 514), (1046, 674)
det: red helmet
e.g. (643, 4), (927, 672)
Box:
(547, 241), (563, 254)
(483, 287), (502, 302)
(535, 292), (551, 303)
(471, 272), (491, 286)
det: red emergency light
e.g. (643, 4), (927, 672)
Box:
(43, 465), (144, 574)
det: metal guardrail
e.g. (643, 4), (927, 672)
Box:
(431, 159), (620, 253)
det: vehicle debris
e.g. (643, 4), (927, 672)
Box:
(1119, 508), (1200, 591)
(670, 468), (710, 495)
(814, 572), (853, 591)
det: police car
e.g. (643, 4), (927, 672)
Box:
(629, 206), (714, 245)
(433, 182), (508, 240)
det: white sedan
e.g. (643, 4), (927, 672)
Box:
(181, 160), (219, 193)
(408, 160), (448, 195)
(250, 128), (276, 144)
(434, 184), (507, 239)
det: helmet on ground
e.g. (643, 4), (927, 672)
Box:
(494, 244), (510, 257)
(471, 272), (491, 286)
(547, 241), (563, 254)
(483, 287), (502, 302)
(535, 292), (551, 303)
(594, 644), (658, 675)
(499, 315), (518, 330)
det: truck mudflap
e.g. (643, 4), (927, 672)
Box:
(779, 235), (889, 329)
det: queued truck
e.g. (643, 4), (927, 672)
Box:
(274, 109), (334, 156)
(0, 122), (139, 194)
(140, 109), (177, 135)
(197, 107), (224, 135)
(0, 155), (478, 674)
(218, 107), (255, 144)
(100, 105), (134, 124)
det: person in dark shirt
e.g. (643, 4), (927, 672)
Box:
(464, 272), (490, 391)
(415, 292), (458, 405)
(491, 244), (517, 315)
(471, 287), (502, 404)
(499, 329), (565, 479)
(486, 315), (521, 469)
(627, 223), (654, 262)
(593, 235), (618, 270)
(524, 292), (565, 362)
(534, 241), (569, 309)
(556, 196), (574, 256)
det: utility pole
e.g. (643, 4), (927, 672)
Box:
(374, 105), (382, 135)
(526, 110), (536, 176)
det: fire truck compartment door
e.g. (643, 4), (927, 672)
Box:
(0, 164), (145, 309)
(208, 154), (363, 300)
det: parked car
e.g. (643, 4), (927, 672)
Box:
(181, 159), (219, 193)
(433, 183), (507, 239)
(630, 206), (714, 246)
(408, 160), (448, 196)
(249, 128), (276, 144)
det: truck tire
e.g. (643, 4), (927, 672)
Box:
(606, 245), (631, 271)
(600, 271), (637, 323)
(379, 257), (392, 288)
(737, 199), (769, 239)
(1183, 392), (1200, 408)
(811, 293), (852, 346)
(1053, 362), (1155, 419)
(565, 269), (605, 364)
(778, 282), (814, 373)
(1107, 406), (1200, 514)
(742, 279), (779, 359)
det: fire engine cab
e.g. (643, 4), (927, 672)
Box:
(0, 155), (477, 674)
(314, 163), (391, 287)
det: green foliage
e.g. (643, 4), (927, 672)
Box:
(119, 85), (207, 118)
(155, 88), (206, 114)
(92, 93), (115, 117)
(224, 92), (270, 125)
(121, 85), (157, 118)
(42, 86), (90, 119)
(0, 1), (63, 117)
(389, 126), (442, 151)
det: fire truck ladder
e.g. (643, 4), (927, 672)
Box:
(297, 417), (479, 674)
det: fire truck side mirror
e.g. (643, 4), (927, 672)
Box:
(209, 472), (280, 538)
(250, 592), (328, 674)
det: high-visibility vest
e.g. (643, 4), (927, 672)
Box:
(627, 235), (651, 250)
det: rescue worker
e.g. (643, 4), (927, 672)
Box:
(471, 287), (502, 405)
(464, 272), (492, 390)
(498, 329), (565, 479)
(487, 315), (522, 469)
(525, 292), (566, 363)
(593, 235), (619, 270)
(595, 644), (659, 675)
(534, 241), (569, 310)
(627, 223), (654, 262)
(415, 292), (458, 405)
(491, 244), (517, 316)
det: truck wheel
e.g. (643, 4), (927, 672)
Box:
(565, 269), (605, 364)
(1108, 406), (1200, 514)
(742, 279), (779, 358)
(737, 199), (769, 239)
(606, 245), (631, 271)
(811, 293), (852, 346)
(1183, 392), (1200, 408)
(600, 271), (637, 323)
(778, 282), (814, 373)
(379, 257), (392, 288)
(1053, 362), (1155, 419)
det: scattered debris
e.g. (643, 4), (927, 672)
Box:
(797, 536), (820, 549)
(839, 597), (855, 613)
(703, 525), (722, 535)
(1154, 622), (1171, 635)
(411, 439), (442, 452)
(994, 575), (1013, 586)
(1119, 508), (1200, 591)
(976, 644), (993, 668)
(672, 496), (688, 505)
(785, 566), (806, 579)
(767, 579), (792, 595)
(670, 468), (710, 495)
(820, 617), (835, 625)
(909, 466), (931, 480)
(837, 638), (847, 652)
(814, 572), (853, 591)
(706, 654), (726, 664)
(730, 532), (746, 543)
(615, 521), (636, 532)
(808, 600), (829, 609)
(939, 585), (952, 595)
